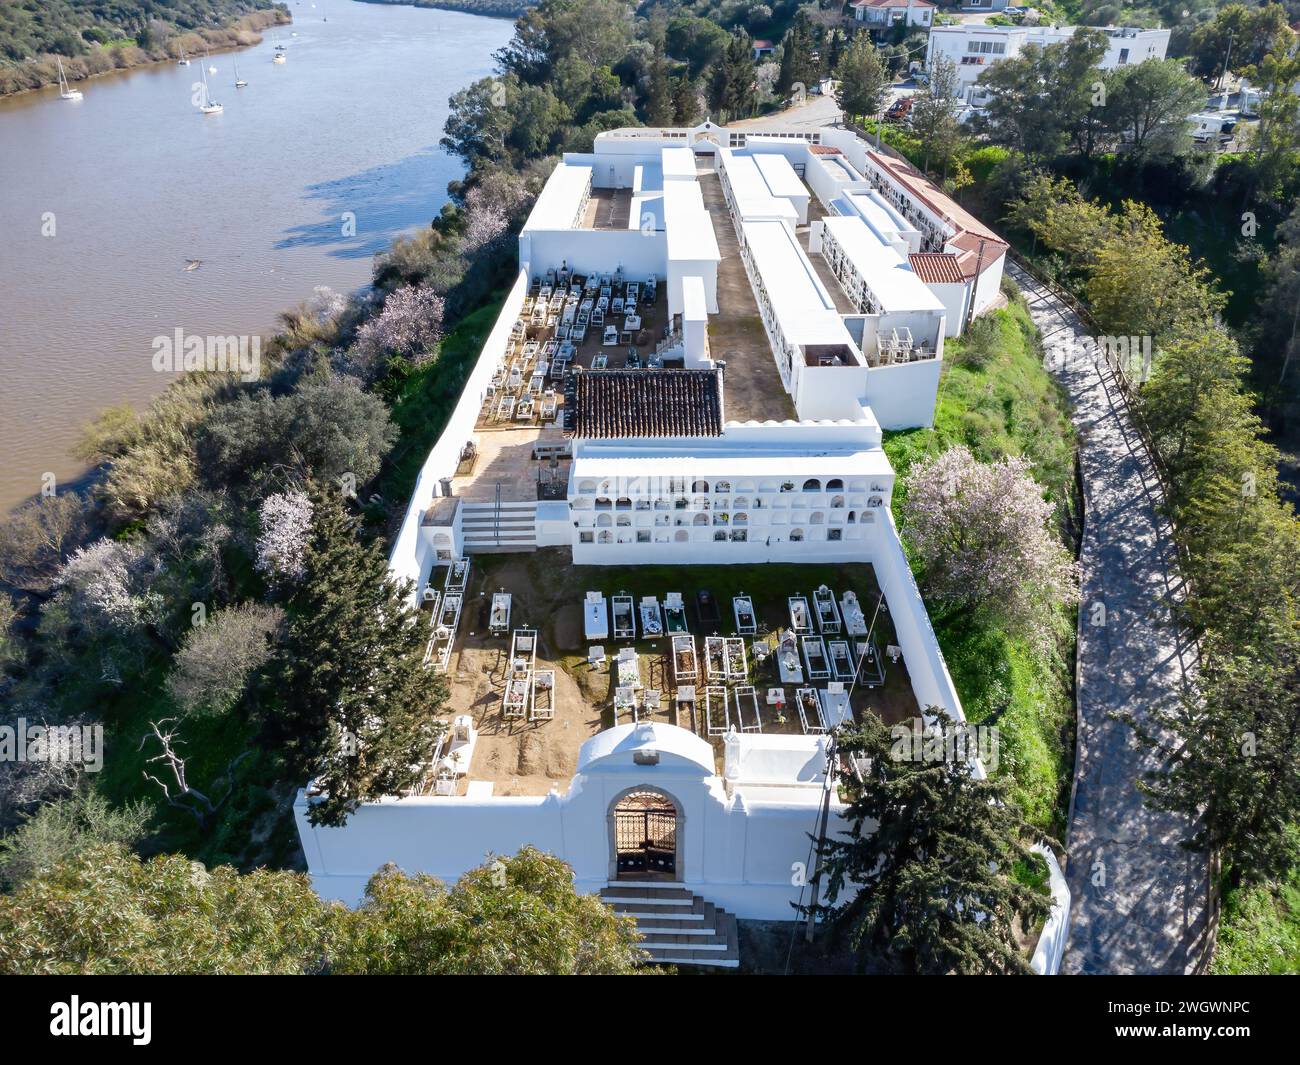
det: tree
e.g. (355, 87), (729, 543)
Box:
(327, 847), (647, 975)
(0, 790), (152, 892)
(199, 373), (398, 496)
(816, 715), (1052, 974)
(909, 54), (965, 176)
(666, 14), (729, 79)
(0, 492), (91, 595)
(1131, 645), (1300, 891)
(1243, 46), (1300, 203)
(901, 446), (1079, 649)
(495, 0), (634, 86)
(270, 482), (447, 826)
(645, 46), (674, 127)
(775, 16), (815, 97)
(0, 844), (328, 975)
(1085, 201), (1225, 339)
(708, 31), (757, 120)
(671, 74), (700, 125)
(1102, 59), (1203, 167)
(256, 489), (314, 584)
(835, 34), (887, 121)
(166, 602), (283, 718)
(978, 30), (1108, 162)
(350, 283), (446, 379)
(1187, 3), (1292, 80)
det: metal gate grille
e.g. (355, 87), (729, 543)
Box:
(614, 792), (677, 877)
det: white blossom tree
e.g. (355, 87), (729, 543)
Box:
(255, 490), (313, 584)
(55, 539), (162, 635)
(901, 446), (1079, 646)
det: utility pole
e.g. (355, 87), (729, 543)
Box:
(804, 735), (835, 943)
(964, 238), (987, 332)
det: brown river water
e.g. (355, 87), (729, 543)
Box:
(0, 0), (512, 512)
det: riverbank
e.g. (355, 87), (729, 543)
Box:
(0, 8), (291, 98)
(353, 0), (529, 19)
(0, 2), (513, 514)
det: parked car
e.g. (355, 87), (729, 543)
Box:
(885, 96), (914, 123)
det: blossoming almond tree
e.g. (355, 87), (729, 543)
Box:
(901, 446), (1079, 648)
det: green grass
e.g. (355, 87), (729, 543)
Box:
(882, 294), (1079, 834)
(377, 296), (505, 507)
(1212, 875), (1300, 974)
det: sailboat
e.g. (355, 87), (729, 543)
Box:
(272, 32), (287, 64)
(205, 46), (217, 75)
(198, 62), (223, 114)
(234, 59), (247, 88)
(176, 46), (190, 66)
(56, 58), (83, 101)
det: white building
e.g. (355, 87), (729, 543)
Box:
(295, 122), (1067, 968)
(851, 0), (935, 29)
(926, 24), (1172, 103)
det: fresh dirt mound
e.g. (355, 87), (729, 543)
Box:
(553, 603), (583, 651)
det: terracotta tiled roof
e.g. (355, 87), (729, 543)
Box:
(865, 149), (1008, 279)
(565, 369), (724, 439)
(909, 252), (966, 285)
(810, 144), (842, 155)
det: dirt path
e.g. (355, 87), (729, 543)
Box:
(1010, 263), (1210, 974)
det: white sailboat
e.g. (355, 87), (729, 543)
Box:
(56, 58), (82, 101)
(198, 63), (223, 114)
(272, 33), (287, 64)
(176, 46), (190, 66)
(234, 59), (247, 88)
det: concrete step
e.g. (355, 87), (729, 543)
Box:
(602, 882), (741, 968)
(601, 886), (696, 905)
(641, 916), (739, 968)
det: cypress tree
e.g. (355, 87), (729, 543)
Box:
(815, 714), (1052, 974)
(646, 47), (674, 127)
(270, 480), (447, 826)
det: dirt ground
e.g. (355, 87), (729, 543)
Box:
(433, 550), (921, 797)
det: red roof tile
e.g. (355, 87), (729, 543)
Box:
(909, 252), (966, 285)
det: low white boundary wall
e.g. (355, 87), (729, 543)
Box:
(387, 269), (530, 601)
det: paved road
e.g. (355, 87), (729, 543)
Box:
(730, 94), (843, 132)
(1011, 264), (1210, 974)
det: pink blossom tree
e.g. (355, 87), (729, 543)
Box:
(350, 283), (446, 378)
(901, 446), (1079, 647)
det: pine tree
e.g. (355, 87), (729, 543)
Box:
(815, 714), (1052, 974)
(270, 481), (448, 826)
(835, 34), (887, 121)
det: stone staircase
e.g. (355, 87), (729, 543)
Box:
(458, 499), (537, 553)
(600, 883), (739, 969)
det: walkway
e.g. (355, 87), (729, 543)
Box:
(1010, 262), (1210, 974)
(698, 170), (797, 423)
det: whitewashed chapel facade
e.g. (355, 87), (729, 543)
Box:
(294, 122), (1067, 968)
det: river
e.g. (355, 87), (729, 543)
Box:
(0, 0), (513, 513)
